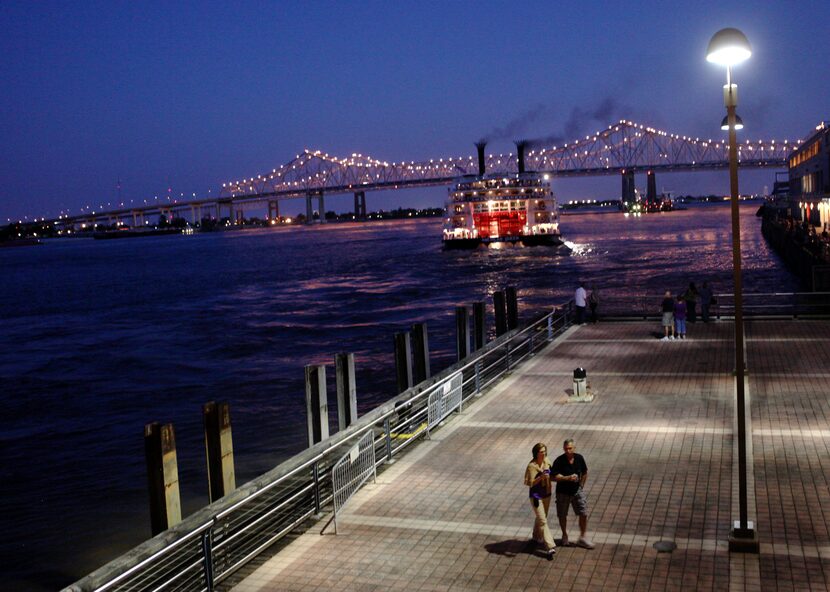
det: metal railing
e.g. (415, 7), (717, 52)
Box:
(65, 304), (573, 592)
(587, 291), (830, 319)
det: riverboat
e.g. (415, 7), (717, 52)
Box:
(442, 173), (562, 248)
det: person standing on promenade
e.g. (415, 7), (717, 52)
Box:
(660, 291), (675, 340)
(699, 281), (714, 323)
(684, 282), (699, 323)
(588, 285), (599, 324)
(675, 294), (687, 339)
(552, 439), (595, 549)
(524, 443), (556, 558)
(574, 282), (587, 325)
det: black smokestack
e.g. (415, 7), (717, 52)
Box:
(475, 141), (487, 177)
(515, 140), (528, 174)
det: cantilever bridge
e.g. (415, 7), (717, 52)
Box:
(221, 119), (796, 201)
(53, 120), (797, 227)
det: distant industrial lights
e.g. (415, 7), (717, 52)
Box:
(706, 28), (752, 66)
(721, 114), (745, 130)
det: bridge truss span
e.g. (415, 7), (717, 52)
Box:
(223, 120), (798, 200)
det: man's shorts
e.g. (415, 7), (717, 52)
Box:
(556, 489), (589, 518)
(662, 312), (674, 327)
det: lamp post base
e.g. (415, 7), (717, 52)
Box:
(729, 521), (760, 553)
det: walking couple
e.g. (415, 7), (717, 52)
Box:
(524, 439), (595, 559)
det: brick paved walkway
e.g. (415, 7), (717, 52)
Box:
(231, 320), (830, 591)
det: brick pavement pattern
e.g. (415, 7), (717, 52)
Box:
(231, 321), (830, 592)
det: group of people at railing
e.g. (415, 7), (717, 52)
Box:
(574, 281), (716, 331)
(768, 210), (830, 261)
(658, 281), (712, 339)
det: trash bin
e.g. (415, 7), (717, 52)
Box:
(573, 367), (587, 397)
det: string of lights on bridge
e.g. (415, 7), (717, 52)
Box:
(221, 120), (800, 198)
(10, 120), (801, 225)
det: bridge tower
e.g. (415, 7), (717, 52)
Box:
(621, 169), (636, 206)
(267, 200), (280, 222)
(305, 192), (314, 224)
(647, 170), (657, 202)
(354, 191), (367, 219)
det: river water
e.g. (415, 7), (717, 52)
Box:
(0, 203), (798, 590)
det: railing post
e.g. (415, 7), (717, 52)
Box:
(505, 342), (512, 372)
(383, 418), (394, 464)
(547, 315), (553, 341)
(201, 529), (215, 592)
(312, 462), (322, 516)
(474, 360), (482, 396)
(529, 332), (535, 356)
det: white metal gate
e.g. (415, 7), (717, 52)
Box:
(427, 371), (463, 437)
(324, 431), (377, 534)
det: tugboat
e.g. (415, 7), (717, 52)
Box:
(442, 141), (562, 249)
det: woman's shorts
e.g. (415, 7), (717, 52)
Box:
(662, 312), (674, 327)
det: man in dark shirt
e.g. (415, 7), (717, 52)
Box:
(551, 438), (595, 549)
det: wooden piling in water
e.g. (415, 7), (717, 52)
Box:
(203, 401), (236, 502)
(456, 306), (470, 361)
(473, 301), (486, 351)
(506, 286), (519, 330)
(494, 290), (508, 336)
(335, 352), (358, 431)
(305, 364), (329, 446)
(144, 422), (182, 536)
(394, 331), (413, 393)
(412, 322), (430, 383)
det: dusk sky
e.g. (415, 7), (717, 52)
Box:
(2, 1), (828, 222)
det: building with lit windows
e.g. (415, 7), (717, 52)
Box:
(787, 121), (830, 228)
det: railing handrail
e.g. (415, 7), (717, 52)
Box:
(66, 304), (571, 592)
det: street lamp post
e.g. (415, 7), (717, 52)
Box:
(706, 27), (759, 553)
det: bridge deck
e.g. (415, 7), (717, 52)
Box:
(229, 320), (830, 591)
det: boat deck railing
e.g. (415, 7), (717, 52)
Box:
(64, 304), (574, 592)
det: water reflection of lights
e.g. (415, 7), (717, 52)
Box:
(563, 240), (591, 255)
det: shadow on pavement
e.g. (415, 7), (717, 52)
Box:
(484, 539), (537, 558)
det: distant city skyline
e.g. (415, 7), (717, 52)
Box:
(2, 1), (828, 221)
